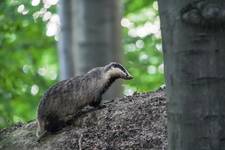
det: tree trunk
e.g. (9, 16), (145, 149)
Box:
(58, 0), (75, 79)
(158, 0), (225, 149)
(58, 0), (122, 98)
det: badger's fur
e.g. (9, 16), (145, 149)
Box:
(36, 62), (132, 140)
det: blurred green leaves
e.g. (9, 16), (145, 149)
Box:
(0, 0), (58, 128)
(123, 0), (164, 93)
(123, 0), (154, 15)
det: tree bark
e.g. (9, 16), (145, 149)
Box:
(58, 0), (122, 98)
(58, 0), (75, 79)
(157, 0), (225, 149)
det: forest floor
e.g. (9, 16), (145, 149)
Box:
(0, 88), (167, 150)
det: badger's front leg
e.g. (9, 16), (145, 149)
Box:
(89, 96), (105, 108)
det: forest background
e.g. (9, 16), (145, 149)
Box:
(0, 0), (164, 128)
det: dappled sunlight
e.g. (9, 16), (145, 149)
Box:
(123, 3), (164, 92)
(124, 43), (136, 52)
(31, 0), (40, 6)
(17, 4), (29, 15)
(46, 14), (60, 37)
(43, 0), (58, 8)
(158, 64), (164, 74)
(139, 53), (149, 62)
(38, 67), (47, 76)
(128, 19), (161, 38)
(123, 85), (137, 96)
(156, 43), (162, 52)
(48, 70), (57, 80)
(31, 0), (59, 37)
(31, 84), (39, 96)
(147, 65), (157, 74)
(121, 18), (133, 29)
(17, 4), (25, 13)
(42, 11), (52, 21)
(37, 66), (58, 80)
(135, 39), (144, 49)
(22, 65), (31, 74)
(123, 6), (161, 39)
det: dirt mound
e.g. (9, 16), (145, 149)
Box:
(0, 89), (167, 150)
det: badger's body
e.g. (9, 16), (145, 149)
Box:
(36, 62), (132, 139)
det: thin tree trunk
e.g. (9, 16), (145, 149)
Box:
(58, 0), (122, 98)
(72, 0), (122, 99)
(58, 0), (75, 79)
(158, 0), (225, 149)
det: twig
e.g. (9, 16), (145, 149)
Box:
(78, 133), (83, 150)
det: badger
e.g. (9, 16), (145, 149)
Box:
(36, 62), (133, 140)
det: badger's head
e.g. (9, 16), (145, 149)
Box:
(104, 62), (133, 80)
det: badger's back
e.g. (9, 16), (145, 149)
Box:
(38, 77), (84, 120)
(36, 68), (106, 136)
(37, 69), (103, 121)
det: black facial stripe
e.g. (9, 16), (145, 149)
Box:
(112, 64), (128, 75)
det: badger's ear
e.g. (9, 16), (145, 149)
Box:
(109, 62), (117, 65)
(104, 62), (116, 72)
(104, 64), (111, 72)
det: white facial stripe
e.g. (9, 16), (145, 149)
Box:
(112, 68), (126, 76)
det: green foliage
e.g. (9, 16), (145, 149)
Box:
(123, 0), (154, 15)
(123, 0), (164, 93)
(0, 0), (58, 128)
(0, 0), (164, 128)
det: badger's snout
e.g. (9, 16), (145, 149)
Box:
(124, 74), (133, 80)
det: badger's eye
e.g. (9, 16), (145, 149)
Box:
(111, 65), (116, 69)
